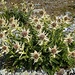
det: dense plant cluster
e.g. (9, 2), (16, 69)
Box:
(0, 0), (75, 75)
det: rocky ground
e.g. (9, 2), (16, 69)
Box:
(6, 0), (75, 16)
(0, 68), (75, 75)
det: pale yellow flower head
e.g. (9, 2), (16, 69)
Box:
(9, 17), (19, 32)
(31, 50), (41, 63)
(0, 17), (6, 26)
(50, 21), (59, 29)
(2, 45), (9, 54)
(9, 16), (15, 23)
(63, 14), (72, 24)
(0, 31), (7, 42)
(38, 32), (49, 45)
(68, 50), (75, 58)
(35, 22), (44, 32)
(64, 33), (74, 44)
(49, 45), (60, 58)
(13, 41), (21, 53)
(0, 43), (9, 56)
(21, 28), (30, 42)
(56, 16), (62, 24)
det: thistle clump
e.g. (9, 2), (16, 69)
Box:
(0, 1), (75, 75)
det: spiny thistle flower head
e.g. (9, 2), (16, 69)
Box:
(31, 50), (41, 63)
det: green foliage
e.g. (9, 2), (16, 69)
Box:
(0, 1), (75, 75)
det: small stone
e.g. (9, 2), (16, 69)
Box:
(57, 68), (65, 75)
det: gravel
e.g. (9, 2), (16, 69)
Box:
(0, 68), (75, 75)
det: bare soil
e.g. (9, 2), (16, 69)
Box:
(4, 0), (75, 16)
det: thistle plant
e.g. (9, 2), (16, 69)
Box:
(0, 1), (75, 75)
